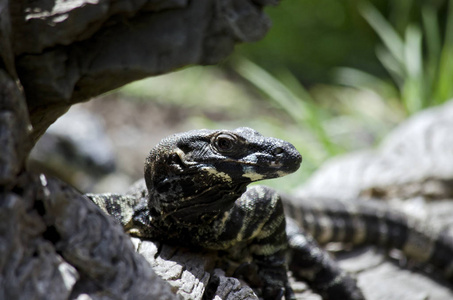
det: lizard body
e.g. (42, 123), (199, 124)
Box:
(88, 128), (453, 300)
(283, 196), (453, 284)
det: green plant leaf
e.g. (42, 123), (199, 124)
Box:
(360, 2), (405, 66)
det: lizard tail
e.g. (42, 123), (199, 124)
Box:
(283, 195), (453, 283)
(286, 217), (366, 300)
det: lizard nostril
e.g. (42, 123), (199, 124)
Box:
(273, 147), (284, 156)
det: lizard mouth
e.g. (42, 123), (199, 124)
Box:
(239, 158), (300, 181)
(239, 144), (302, 176)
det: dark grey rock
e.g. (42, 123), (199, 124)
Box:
(29, 107), (116, 191)
(8, 0), (277, 141)
(0, 70), (32, 185)
(133, 238), (259, 300)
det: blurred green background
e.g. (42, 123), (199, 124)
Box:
(116, 0), (453, 191)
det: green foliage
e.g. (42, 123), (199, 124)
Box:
(236, 0), (385, 83)
(118, 0), (453, 191)
(336, 1), (453, 115)
(232, 58), (342, 157)
(230, 57), (399, 190)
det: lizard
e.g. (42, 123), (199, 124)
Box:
(88, 127), (453, 300)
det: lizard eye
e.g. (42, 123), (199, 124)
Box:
(214, 134), (236, 153)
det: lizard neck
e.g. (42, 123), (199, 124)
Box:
(148, 178), (248, 225)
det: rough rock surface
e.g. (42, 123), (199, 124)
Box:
(29, 107), (116, 191)
(0, 174), (177, 300)
(132, 238), (258, 300)
(9, 0), (276, 142)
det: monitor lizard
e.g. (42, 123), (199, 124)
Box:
(87, 127), (453, 300)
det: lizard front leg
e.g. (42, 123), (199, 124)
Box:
(286, 218), (365, 300)
(204, 185), (293, 300)
(243, 187), (363, 300)
(211, 185), (364, 300)
(244, 186), (294, 300)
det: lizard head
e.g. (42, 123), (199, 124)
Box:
(144, 127), (302, 223)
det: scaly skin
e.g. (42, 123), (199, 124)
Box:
(282, 196), (453, 287)
(89, 127), (453, 300)
(89, 127), (305, 299)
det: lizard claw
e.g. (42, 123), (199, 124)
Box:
(261, 286), (284, 300)
(262, 285), (295, 300)
(284, 284), (296, 300)
(275, 288), (285, 300)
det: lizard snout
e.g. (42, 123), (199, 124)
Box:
(271, 141), (302, 174)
